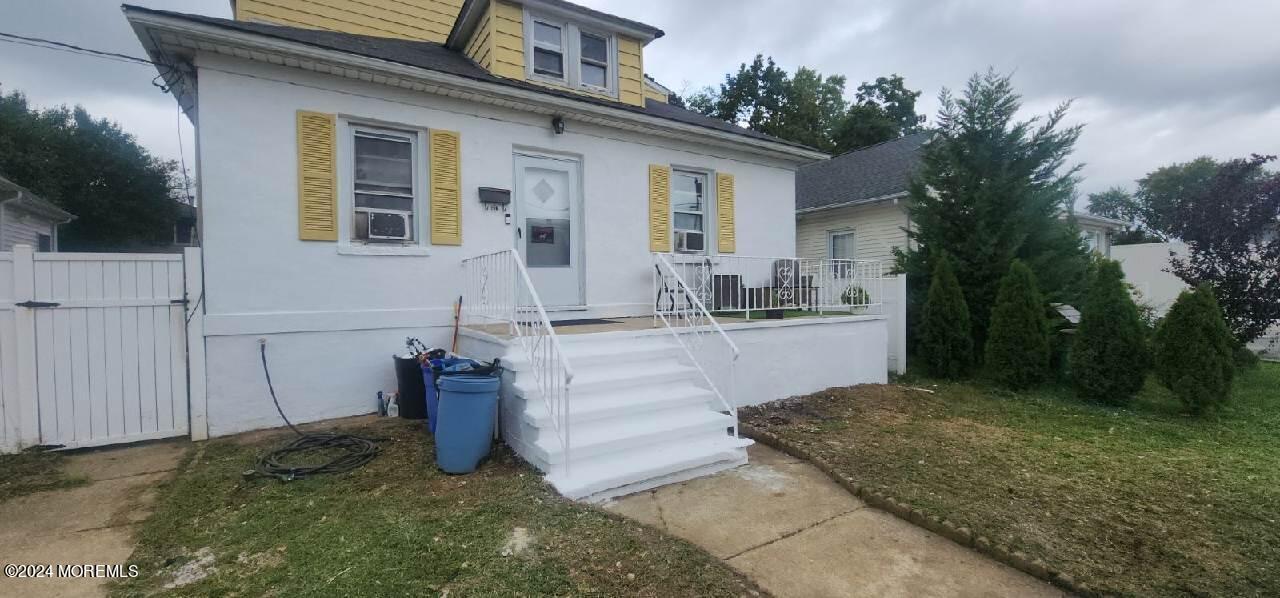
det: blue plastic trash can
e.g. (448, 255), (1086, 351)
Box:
(422, 358), (479, 434)
(434, 373), (501, 473)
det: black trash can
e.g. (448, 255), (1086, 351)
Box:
(393, 354), (427, 420)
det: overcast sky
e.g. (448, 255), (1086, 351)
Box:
(2, 0), (1278, 198)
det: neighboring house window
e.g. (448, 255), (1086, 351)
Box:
(37, 233), (52, 252)
(829, 230), (856, 260)
(531, 20), (566, 81)
(524, 11), (617, 96)
(1082, 229), (1100, 253)
(672, 170), (708, 253)
(829, 230), (855, 275)
(352, 126), (417, 243)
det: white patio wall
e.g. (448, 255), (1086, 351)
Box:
(195, 54), (802, 434)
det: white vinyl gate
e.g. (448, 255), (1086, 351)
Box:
(1, 246), (205, 452)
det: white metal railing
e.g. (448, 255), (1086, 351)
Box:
(656, 253), (887, 319)
(652, 253), (741, 437)
(461, 249), (574, 470)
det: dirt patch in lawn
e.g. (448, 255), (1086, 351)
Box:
(112, 418), (764, 597)
(741, 365), (1280, 597)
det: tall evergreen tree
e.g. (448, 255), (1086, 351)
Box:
(896, 69), (1090, 354)
(1071, 260), (1151, 404)
(984, 260), (1051, 389)
(1153, 285), (1235, 414)
(918, 252), (974, 378)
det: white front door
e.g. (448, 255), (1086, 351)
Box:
(514, 153), (583, 307)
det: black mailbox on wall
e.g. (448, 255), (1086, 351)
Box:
(478, 187), (511, 209)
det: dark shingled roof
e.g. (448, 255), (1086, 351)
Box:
(796, 132), (932, 211)
(127, 6), (812, 152)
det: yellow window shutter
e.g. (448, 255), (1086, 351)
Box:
(716, 172), (736, 253)
(648, 165), (671, 252)
(429, 129), (462, 245)
(296, 110), (337, 241)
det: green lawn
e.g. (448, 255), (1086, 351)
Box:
(740, 363), (1280, 597)
(112, 418), (762, 597)
(0, 450), (86, 503)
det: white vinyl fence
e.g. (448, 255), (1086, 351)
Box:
(1, 246), (206, 453)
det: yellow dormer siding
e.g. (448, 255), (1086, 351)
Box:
(643, 80), (669, 104)
(616, 37), (644, 107)
(234, 0), (464, 43)
(490, 1), (526, 79)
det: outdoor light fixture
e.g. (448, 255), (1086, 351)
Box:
(551, 115), (565, 134)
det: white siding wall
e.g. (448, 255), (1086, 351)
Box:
(0, 205), (57, 252)
(196, 54), (801, 435)
(796, 201), (909, 266)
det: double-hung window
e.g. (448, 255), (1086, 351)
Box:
(672, 170), (708, 253)
(531, 20), (566, 80)
(829, 230), (856, 276)
(352, 126), (417, 243)
(578, 31), (609, 90)
(525, 11), (616, 96)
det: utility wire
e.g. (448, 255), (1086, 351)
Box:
(0, 31), (155, 65)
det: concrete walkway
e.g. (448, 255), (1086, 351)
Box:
(0, 441), (187, 598)
(607, 444), (1063, 598)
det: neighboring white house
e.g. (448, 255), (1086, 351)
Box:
(1114, 242), (1279, 360)
(796, 133), (1126, 264)
(124, 0), (900, 499)
(0, 174), (75, 252)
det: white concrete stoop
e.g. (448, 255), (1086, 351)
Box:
(499, 330), (752, 502)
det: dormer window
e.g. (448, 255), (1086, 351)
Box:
(524, 10), (617, 97)
(531, 20), (565, 79)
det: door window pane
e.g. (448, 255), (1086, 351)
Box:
(525, 217), (571, 267)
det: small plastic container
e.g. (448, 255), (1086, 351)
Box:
(434, 373), (501, 474)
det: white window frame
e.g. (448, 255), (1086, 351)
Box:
(671, 168), (712, 255)
(336, 119), (430, 256)
(523, 9), (619, 98)
(828, 229), (857, 260)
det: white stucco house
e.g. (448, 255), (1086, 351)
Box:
(796, 133), (1127, 264)
(123, 0), (901, 499)
(0, 174), (75, 252)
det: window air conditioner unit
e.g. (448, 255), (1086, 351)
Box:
(675, 230), (705, 252)
(366, 210), (411, 240)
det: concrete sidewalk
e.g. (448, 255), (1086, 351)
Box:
(0, 442), (187, 598)
(607, 444), (1063, 598)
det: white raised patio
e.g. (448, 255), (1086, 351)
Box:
(455, 250), (904, 501)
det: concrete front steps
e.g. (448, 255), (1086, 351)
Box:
(500, 331), (751, 502)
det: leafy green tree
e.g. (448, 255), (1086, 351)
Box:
(1153, 285), (1235, 413)
(1165, 155), (1280, 345)
(1071, 260), (1151, 403)
(0, 88), (183, 250)
(896, 69), (1091, 354)
(1133, 157), (1219, 240)
(984, 260), (1051, 389)
(831, 74), (923, 153)
(685, 56), (921, 153)
(1086, 186), (1161, 245)
(918, 252), (974, 378)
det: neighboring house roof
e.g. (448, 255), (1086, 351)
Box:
(0, 174), (75, 222)
(1070, 211), (1128, 231)
(123, 6), (821, 159)
(796, 132), (932, 213)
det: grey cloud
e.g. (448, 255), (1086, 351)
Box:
(2, 0), (1277, 196)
